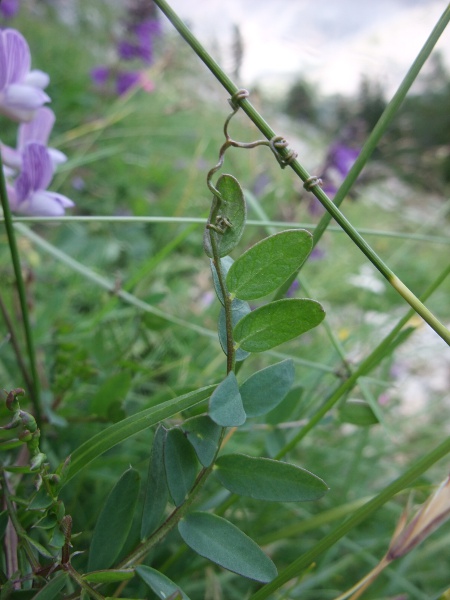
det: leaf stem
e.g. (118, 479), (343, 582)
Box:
(153, 0), (450, 346)
(0, 157), (41, 423)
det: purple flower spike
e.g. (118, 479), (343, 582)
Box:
(0, 29), (50, 122)
(327, 143), (360, 178)
(9, 143), (73, 216)
(91, 65), (110, 86)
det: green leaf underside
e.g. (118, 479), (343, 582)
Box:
(339, 400), (379, 426)
(203, 174), (247, 258)
(66, 384), (216, 485)
(218, 303), (251, 362)
(141, 425), (168, 538)
(178, 512), (277, 582)
(214, 454), (328, 502)
(88, 468), (140, 571)
(240, 359), (295, 417)
(136, 565), (191, 600)
(182, 415), (222, 467)
(164, 427), (199, 506)
(234, 299), (326, 352)
(82, 569), (134, 583)
(227, 229), (312, 300)
(209, 372), (246, 427)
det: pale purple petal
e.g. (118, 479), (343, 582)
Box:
(1, 143), (21, 169)
(0, 0), (20, 19)
(15, 189), (74, 216)
(4, 83), (50, 110)
(18, 106), (55, 149)
(116, 71), (140, 95)
(47, 148), (67, 166)
(24, 69), (50, 89)
(0, 29), (30, 88)
(6, 182), (19, 209)
(15, 143), (53, 201)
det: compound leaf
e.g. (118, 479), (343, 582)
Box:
(164, 428), (199, 506)
(209, 372), (246, 427)
(204, 174), (246, 258)
(214, 454), (328, 502)
(234, 298), (325, 352)
(88, 467), (140, 571)
(240, 359), (295, 417)
(178, 512), (277, 582)
(227, 229), (312, 300)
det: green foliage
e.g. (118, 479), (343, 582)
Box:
(178, 512), (278, 582)
(214, 454), (328, 501)
(208, 372), (246, 427)
(136, 565), (191, 599)
(181, 415), (222, 467)
(141, 425), (168, 538)
(240, 359), (295, 417)
(88, 468), (140, 571)
(164, 427), (199, 506)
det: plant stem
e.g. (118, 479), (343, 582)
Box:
(0, 158), (41, 424)
(153, 0), (450, 346)
(249, 435), (450, 599)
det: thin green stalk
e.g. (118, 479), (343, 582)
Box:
(153, 0), (450, 346)
(0, 157), (41, 424)
(249, 435), (450, 599)
(275, 261), (450, 458)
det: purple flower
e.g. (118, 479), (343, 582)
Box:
(0, 29), (50, 122)
(0, 0), (20, 19)
(326, 143), (360, 178)
(1, 107), (66, 171)
(90, 65), (110, 86)
(116, 70), (141, 95)
(118, 18), (161, 64)
(7, 143), (74, 216)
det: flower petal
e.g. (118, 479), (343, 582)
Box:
(24, 69), (50, 89)
(0, 29), (31, 89)
(19, 190), (74, 216)
(18, 107), (55, 149)
(4, 83), (50, 110)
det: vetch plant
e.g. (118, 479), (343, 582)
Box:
(1, 2), (450, 599)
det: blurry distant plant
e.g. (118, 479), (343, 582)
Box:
(91, 0), (161, 96)
(285, 78), (317, 123)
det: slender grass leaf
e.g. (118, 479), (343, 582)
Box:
(82, 569), (134, 583)
(141, 425), (169, 539)
(339, 400), (379, 426)
(136, 565), (191, 600)
(178, 512), (277, 582)
(88, 468), (140, 571)
(203, 174), (247, 258)
(164, 428), (199, 506)
(234, 299), (325, 352)
(240, 359), (295, 417)
(214, 454), (328, 501)
(227, 229), (312, 300)
(209, 372), (246, 427)
(181, 415), (222, 467)
(218, 303), (251, 362)
(65, 385), (216, 485)
(32, 572), (68, 599)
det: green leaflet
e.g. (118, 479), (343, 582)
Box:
(182, 415), (222, 467)
(88, 468), (140, 571)
(164, 427), (199, 506)
(226, 229), (312, 300)
(141, 425), (169, 538)
(234, 298), (325, 352)
(136, 565), (191, 600)
(214, 454), (328, 502)
(203, 174), (247, 258)
(178, 512), (277, 582)
(209, 372), (246, 427)
(339, 399), (379, 426)
(218, 303), (251, 362)
(240, 359), (295, 417)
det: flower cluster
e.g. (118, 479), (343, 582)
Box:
(91, 0), (161, 96)
(307, 128), (361, 216)
(0, 28), (73, 216)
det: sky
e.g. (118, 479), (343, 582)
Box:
(162, 0), (450, 96)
